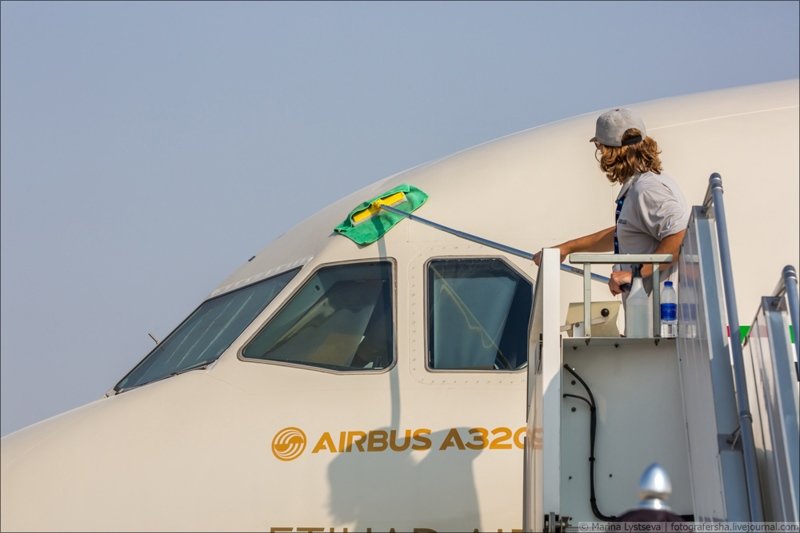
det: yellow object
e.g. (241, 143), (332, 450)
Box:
(350, 191), (408, 224)
(335, 184), (428, 245)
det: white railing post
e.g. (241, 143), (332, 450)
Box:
(525, 248), (562, 532)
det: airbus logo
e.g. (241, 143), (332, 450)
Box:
(271, 426), (534, 461)
(271, 427), (307, 461)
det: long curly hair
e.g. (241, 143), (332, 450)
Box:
(596, 128), (663, 184)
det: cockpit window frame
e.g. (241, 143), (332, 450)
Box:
(237, 258), (398, 376)
(424, 255), (533, 374)
(113, 266), (302, 393)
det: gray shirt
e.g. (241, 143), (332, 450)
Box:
(614, 171), (690, 292)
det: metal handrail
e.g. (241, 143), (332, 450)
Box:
(707, 172), (764, 521)
(773, 265), (799, 380)
(776, 266), (799, 345)
(568, 253), (673, 338)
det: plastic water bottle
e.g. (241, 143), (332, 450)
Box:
(660, 281), (677, 338)
(626, 265), (649, 338)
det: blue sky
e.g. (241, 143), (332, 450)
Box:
(2, 1), (798, 436)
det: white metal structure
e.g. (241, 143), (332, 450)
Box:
(524, 174), (799, 531)
(2, 80), (798, 532)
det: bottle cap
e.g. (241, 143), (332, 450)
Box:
(664, 281), (673, 287)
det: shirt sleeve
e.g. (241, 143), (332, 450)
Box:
(635, 180), (690, 241)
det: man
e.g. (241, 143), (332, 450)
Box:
(534, 107), (689, 296)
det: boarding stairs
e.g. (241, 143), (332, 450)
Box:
(523, 173), (800, 532)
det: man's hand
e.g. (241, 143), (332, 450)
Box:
(532, 246), (569, 266)
(609, 270), (632, 296)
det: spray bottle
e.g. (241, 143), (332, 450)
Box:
(626, 264), (649, 338)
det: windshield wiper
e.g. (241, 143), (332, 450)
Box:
(169, 359), (215, 377)
(114, 359), (216, 394)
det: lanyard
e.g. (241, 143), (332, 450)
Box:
(614, 194), (626, 254)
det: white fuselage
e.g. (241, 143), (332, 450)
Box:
(2, 80), (798, 532)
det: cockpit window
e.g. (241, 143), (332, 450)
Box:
(241, 261), (394, 371)
(428, 258), (531, 371)
(115, 268), (299, 392)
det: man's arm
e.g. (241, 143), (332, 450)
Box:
(608, 229), (687, 295)
(641, 229), (686, 278)
(533, 226), (616, 265)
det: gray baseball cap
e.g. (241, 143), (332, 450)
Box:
(590, 108), (647, 147)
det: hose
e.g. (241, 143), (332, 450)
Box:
(563, 363), (618, 522)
